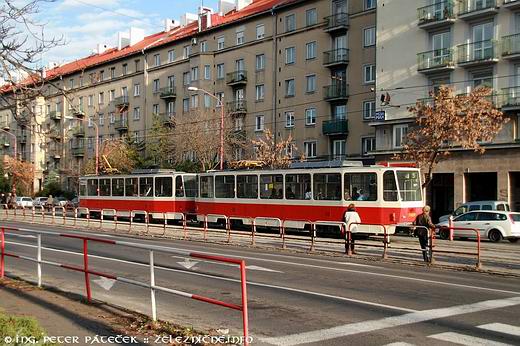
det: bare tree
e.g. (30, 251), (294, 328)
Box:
(83, 139), (138, 175)
(250, 129), (297, 169)
(396, 85), (508, 187)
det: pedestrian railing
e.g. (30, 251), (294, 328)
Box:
(347, 223), (389, 258)
(433, 226), (481, 269)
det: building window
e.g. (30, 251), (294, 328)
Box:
(183, 72), (190, 85)
(109, 112), (115, 124)
(153, 54), (160, 66)
(363, 100), (376, 120)
(190, 95), (198, 109)
(183, 45), (191, 58)
(167, 101), (175, 116)
(110, 67), (115, 79)
(167, 75), (175, 88)
(87, 137), (93, 149)
(191, 66), (199, 81)
(69, 78), (74, 89)
(333, 140), (346, 159)
(236, 30), (245, 45)
(393, 124), (408, 148)
(365, 0), (376, 10)
(285, 79), (295, 97)
(306, 41), (317, 60)
(133, 107), (140, 120)
(153, 79), (160, 93)
(364, 27), (376, 47)
(152, 104), (159, 115)
(168, 49), (175, 62)
(134, 83), (140, 96)
(98, 92), (104, 105)
(134, 59), (140, 72)
(183, 98), (189, 113)
(217, 36), (225, 50)
(204, 94), (211, 108)
(200, 41), (208, 52)
(305, 108), (316, 125)
(235, 117), (243, 130)
(122, 63), (128, 75)
(255, 84), (265, 101)
(216, 64), (225, 79)
(99, 113), (104, 126)
(256, 54), (265, 71)
(88, 95), (93, 107)
(285, 14), (296, 32)
(204, 65), (211, 80)
(304, 141), (317, 158)
(285, 47), (296, 64)
(306, 8), (317, 26)
(99, 70), (104, 81)
(363, 64), (376, 84)
(306, 74), (316, 93)
(121, 86), (128, 97)
(285, 111), (295, 128)
(256, 24), (265, 39)
(216, 92), (224, 106)
(255, 115), (264, 131)
(362, 137), (376, 155)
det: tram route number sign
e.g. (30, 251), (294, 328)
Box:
(374, 111), (386, 121)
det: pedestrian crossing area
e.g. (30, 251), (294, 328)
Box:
(384, 322), (520, 345)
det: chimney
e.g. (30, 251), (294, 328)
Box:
(198, 7), (213, 32)
(129, 27), (145, 46)
(180, 12), (198, 26)
(235, 0), (252, 11)
(118, 31), (130, 50)
(218, 0), (235, 14)
(96, 43), (108, 54)
(164, 18), (181, 32)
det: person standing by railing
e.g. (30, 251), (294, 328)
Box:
(413, 205), (435, 263)
(344, 204), (361, 254)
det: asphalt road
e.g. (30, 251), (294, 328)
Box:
(2, 220), (520, 346)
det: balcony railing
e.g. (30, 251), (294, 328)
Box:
(417, 48), (454, 71)
(227, 100), (247, 113)
(113, 96), (129, 107)
(323, 49), (349, 66)
(504, 0), (520, 9)
(115, 117), (128, 131)
(226, 70), (247, 85)
(502, 33), (520, 57)
(159, 86), (177, 99)
(72, 146), (85, 156)
(49, 128), (61, 141)
(417, 1), (455, 27)
(324, 12), (349, 32)
(457, 40), (498, 65)
(324, 83), (349, 100)
(232, 129), (246, 141)
(322, 119), (349, 136)
(458, 0), (497, 17)
(158, 113), (175, 124)
(73, 107), (85, 117)
(49, 111), (62, 120)
(500, 86), (520, 109)
(72, 126), (85, 137)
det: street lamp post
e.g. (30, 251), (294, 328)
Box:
(0, 128), (18, 195)
(65, 116), (99, 175)
(187, 86), (225, 170)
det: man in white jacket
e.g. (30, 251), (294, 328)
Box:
(344, 203), (361, 253)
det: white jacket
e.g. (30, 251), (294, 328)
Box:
(344, 211), (361, 233)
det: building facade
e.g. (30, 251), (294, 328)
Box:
(0, 0), (378, 193)
(375, 0), (520, 218)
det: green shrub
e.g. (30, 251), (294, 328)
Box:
(0, 312), (55, 345)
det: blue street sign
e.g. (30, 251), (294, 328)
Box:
(374, 111), (386, 121)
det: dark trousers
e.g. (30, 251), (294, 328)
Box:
(418, 235), (430, 263)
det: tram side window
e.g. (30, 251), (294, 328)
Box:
(260, 174), (283, 199)
(344, 173), (377, 201)
(112, 178), (124, 196)
(314, 173), (341, 200)
(125, 178), (138, 197)
(155, 177), (173, 197)
(285, 174), (311, 200)
(237, 175), (258, 199)
(139, 177), (154, 197)
(79, 181), (87, 196)
(215, 175), (235, 198)
(175, 176), (184, 197)
(87, 179), (98, 196)
(184, 175), (199, 197)
(383, 171), (398, 201)
(200, 176), (214, 198)
(99, 178), (111, 196)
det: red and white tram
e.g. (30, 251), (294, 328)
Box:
(79, 162), (424, 232)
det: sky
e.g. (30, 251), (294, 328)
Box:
(37, 0), (220, 65)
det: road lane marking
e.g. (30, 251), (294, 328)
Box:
(5, 240), (416, 313)
(429, 332), (513, 346)
(384, 343), (416, 346)
(260, 296), (520, 346)
(478, 323), (520, 337)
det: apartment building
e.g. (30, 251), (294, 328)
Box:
(0, 0), (378, 192)
(374, 0), (520, 218)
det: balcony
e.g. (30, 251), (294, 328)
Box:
(227, 100), (247, 114)
(159, 86), (177, 99)
(115, 117), (128, 132)
(458, 0), (498, 21)
(226, 71), (247, 86)
(323, 49), (349, 67)
(503, 0), (520, 10)
(502, 33), (520, 59)
(72, 146), (85, 157)
(158, 113), (175, 125)
(73, 107), (85, 117)
(49, 149), (61, 160)
(232, 129), (246, 141)
(18, 134), (27, 144)
(457, 40), (498, 67)
(49, 111), (62, 121)
(500, 87), (520, 111)
(417, 1), (455, 30)
(113, 96), (129, 108)
(1, 121), (10, 131)
(49, 129), (62, 141)
(417, 49), (455, 73)
(322, 119), (348, 136)
(72, 126), (85, 137)
(324, 12), (349, 33)
(324, 83), (349, 101)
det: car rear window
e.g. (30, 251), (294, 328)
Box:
(469, 205), (481, 211)
(511, 214), (520, 222)
(22, 198), (31, 201)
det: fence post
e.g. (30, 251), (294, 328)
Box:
(448, 215), (454, 241)
(382, 225), (388, 259)
(37, 233), (42, 288)
(83, 239), (92, 302)
(240, 260), (249, 345)
(145, 212), (149, 234)
(281, 223), (286, 250)
(476, 231), (482, 270)
(100, 209), (104, 229)
(251, 219), (256, 246)
(1, 227), (4, 279)
(203, 215), (208, 241)
(226, 218), (231, 243)
(309, 224), (315, 252)
(429, 227), (435, 265)
(346, 224), (352, 256)
(150, 250), (157, 321)
(183, 214), (187, 240)
(51, 207), (55, 224)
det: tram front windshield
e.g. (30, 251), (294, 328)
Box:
(396, 170), (422, 201)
